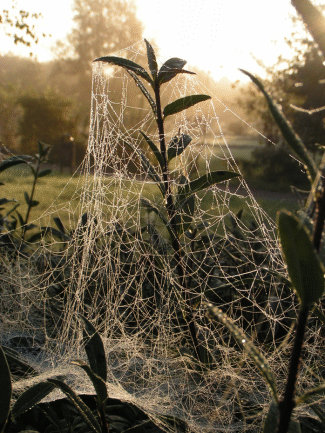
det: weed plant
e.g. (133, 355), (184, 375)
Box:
(1, 2), (325, 431)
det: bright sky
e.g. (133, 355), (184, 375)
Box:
(0, 0), (321, 81)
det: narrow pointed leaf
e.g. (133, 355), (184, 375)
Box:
(40, 226), (71, 242)
(177, 170), (240, 208)
(144, 39), (158, 79)
(47, 379), (101, 433)
(71, 360), (108, 406)
(11, 382), (55, 420)
(79, 315), (107, 382)
(24, 191), (30, 205)
(2, 346), (38, 376)
(124, 140), (165, 198)
(53, 216), (66, 234)
(127, 70), (157, 117)
(139, 131), (164, 171)
(296, 383), (325, 404)
(240, 69), (317, 183)
(277, 211), (325, 308)
(207, 306), (279, 402)
(163, 95), (211, 118)
(0, 347), (11, 429)
(30, 200), (39, 207)
(93, 56), (152, 83)
(0, 156), (28, 173)
(38, 169), (52, 178)
(168, 134), (192, 161)
(140, 198), (177, 243)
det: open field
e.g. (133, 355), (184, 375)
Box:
(0, 165), (300, 235)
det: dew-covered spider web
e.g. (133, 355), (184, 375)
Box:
(1, 40), (324, 432)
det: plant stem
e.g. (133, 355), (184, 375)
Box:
(154, 82), (201, 362)
(22, 157), (40, 241)
(277, 306), (309, 433)
(313, 184), (325, 252)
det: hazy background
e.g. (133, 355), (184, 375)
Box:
(1, 0), (325, 192)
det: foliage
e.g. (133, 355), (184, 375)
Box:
(0, 1), (48, 50)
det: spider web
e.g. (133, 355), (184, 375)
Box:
(0, 40), (323, 432)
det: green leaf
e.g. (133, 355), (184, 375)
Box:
(207, 306), (279, 402)
(71, 360), (108, 406)
(47, 379), (101, 433)
(53, 216), (66, 234)
(127, 70), (157, 117)
(38, 169), (52, 178)
(277, 210), (325, 308)
(140, 198), (177, 243)
(38, 226), (71, 242)
(11, 382), (55, 420)
(158, 57), (195, 84)
(79, 315), (107, 382)
(167, 134), (192, 161)
(23, 191), (30, 205)
(262, 400), (279, 433)
(288, 420), (301, 433)
(239, 69), (317, 183)
(139, 131), (164, 171)
(144, 39), (158, 80)
(30, 200), (39, 207)
(38, 141), (51, 158)
(123, 140), (165, 198)
(177, 171), (240, 208)
(0, 347), (11, 430)
(163, 94), (211, 118)
(93, 56), (152, 84)
(0, 156), (28, 173)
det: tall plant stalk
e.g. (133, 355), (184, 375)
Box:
(94, 41), (240, 363)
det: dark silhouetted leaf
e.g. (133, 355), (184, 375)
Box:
(11, 382), (55, 420)
(124, 140), (165, 197)
(0, 347), (11, 430)
(47, 378), (101, 433)
(240, 69), (317, 183)
(278, 210), (325, 307)
(163, 95), (211, 118)
(93, 56), (152, 83)
(139, 131), (164, 171)
(158, 58), (195, 84)
(38, 169), (52, 178)
(127, 70), (157, 117)
(79, 315), (107, 382)
(144, 39), (158, 79)
(168, 134), (192, 161)
(0, 156), (29, 173)
(71, 360), (108, 406)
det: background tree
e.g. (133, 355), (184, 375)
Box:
(1, 0), (49, 54)
(237, 21), (325, 188)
